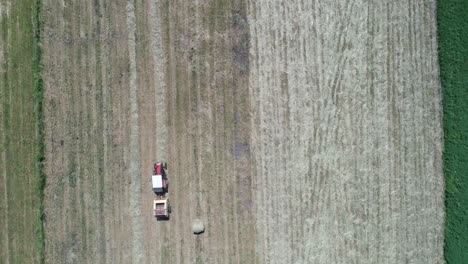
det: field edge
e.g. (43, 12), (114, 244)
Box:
(437, 0), (468, 262)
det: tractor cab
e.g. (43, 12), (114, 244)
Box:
(152, 162), (168, 194)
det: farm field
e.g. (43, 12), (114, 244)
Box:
(37, 0), (445, 264)
(438, 0), (468, 262)
(0, 0), (43, 263)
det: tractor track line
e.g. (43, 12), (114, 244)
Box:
(149, 0), (167, 159)
(126, 0), (144, 262)
(148, 0), (168, 263)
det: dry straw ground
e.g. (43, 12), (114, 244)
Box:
(42, 0), (444, 263)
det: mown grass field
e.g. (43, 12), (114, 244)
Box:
(0, 0), (44, 263)
(0, 0), (462, 263)
(438, 0), (468, 263)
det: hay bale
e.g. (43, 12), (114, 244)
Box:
(192, 219), (205, 234)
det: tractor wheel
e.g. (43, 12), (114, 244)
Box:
(168, 205), (172, 214)
(163, 162), (168, 170)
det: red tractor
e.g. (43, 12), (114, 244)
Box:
(152, 162), (168, 194)
(152, 162), (171, 219)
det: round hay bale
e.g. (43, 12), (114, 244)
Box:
(192, 219), (205, 234)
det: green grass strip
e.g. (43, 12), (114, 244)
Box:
(437, 0), (468, 263)
(32, 0), (45, 263)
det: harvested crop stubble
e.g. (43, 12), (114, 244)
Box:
(248, 0), (444, 263)
(41, 0), (444, 263)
